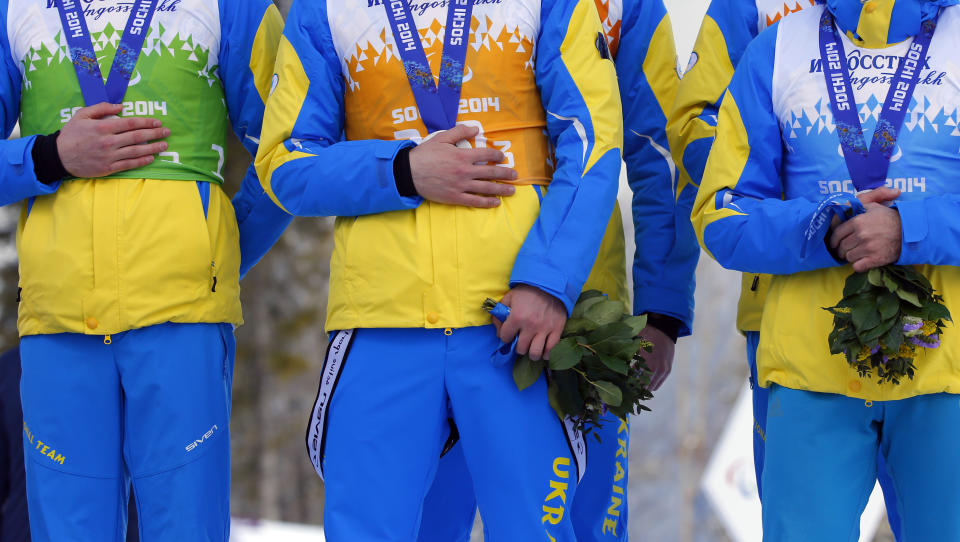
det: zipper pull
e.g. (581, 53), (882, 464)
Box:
(104, 335), (112, 345)
(750, 275), (760, 292)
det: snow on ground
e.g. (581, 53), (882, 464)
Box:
(231, 518), (325, 541)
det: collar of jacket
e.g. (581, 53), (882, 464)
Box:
(816, 0), (958, 47)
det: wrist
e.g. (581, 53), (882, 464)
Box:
(32, 132), (70, 184)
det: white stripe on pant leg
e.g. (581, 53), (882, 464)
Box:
(563, 416), (587, 483)
(306, 329), (355, 480)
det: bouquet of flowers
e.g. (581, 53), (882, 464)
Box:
(483, 290), (654, 436)
(825, 265), (951, 384)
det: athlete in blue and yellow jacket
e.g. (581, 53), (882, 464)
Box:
(669, 0), (816, 338)
(256, 0), (622, 539)
(673, 2), (905, 537)
(415, 2), (685, 541)
(668, 2), (813, 482)
(693, 1), (960, 538)
(0, 0), (286, 539)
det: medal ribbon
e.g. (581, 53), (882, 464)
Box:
(383, 0), (475, 133)
(55, 0), (159, 106)
(818, 9), (939, 191)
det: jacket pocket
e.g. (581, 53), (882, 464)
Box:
(119, 180), (215, 306)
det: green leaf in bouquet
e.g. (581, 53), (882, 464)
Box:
(896, 288), (923, 308)
(920, 301), (952, 323)
(547, 381), (565, 420)
(594, 380), (623, 407)
(866, 269), (883, 288)
(828, 336), (845, 356)
(828, 327), (851, 355)
(584, 299), (628, 327)
(881, 273), (900, 294)
(547, 337), (583, 371)
(842, 292), (873, 310)
(554, 371), (584, 413)
(572, 296), (607, 319)
(843, 272), (869, 296)
(851, 306), (881, 331)
(861, 317), (894, 343)
(587, 322), (634, 346)
(615, 339), (648, 362)
(563, 318), (596, 335)
(513, 356), (544, 391)
(623, 315), (648, 337)
(824, 306), (853, 320)
(890, 265), (934, 293)
(883, 320), (904, 353)
(878, 292), (899, 321)
(577, 290), (606, 302)
(598, 353), (629, 375)
(607, 402), (632, 422)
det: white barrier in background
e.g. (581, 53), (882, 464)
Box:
(701, 384), (885, 542)
(231, 518), (325, 541)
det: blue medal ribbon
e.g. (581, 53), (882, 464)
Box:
(801, 192), (866, 257)
(55, 0), (159, 106)
(383, 0), (475, 133)
(818, 9), (939, 191)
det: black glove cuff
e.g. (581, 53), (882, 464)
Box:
(645, 313), (681, 343)
(32, 131), (69, 184)
(393, 146), (417, 198)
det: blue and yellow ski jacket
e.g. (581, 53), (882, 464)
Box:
(692, 0), (960, 400)
(256, 0), (623, 331)
(668, 0), (817, 332)
(0, 0), (287, 337)
(600, 0), (694, 336)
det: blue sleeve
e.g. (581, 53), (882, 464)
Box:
(691, 25), (838, 275)
(0, 4), (59, 207)
(897, 197), (960, 266)
(617, 0), (695, 335)
(509, 0), (624, 314)
(254, 1), (421, 219)
(219, 0), (291, 278)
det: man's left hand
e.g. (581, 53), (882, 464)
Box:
(492, 285), (567, 361)
(829, 202), (902, 272)
(641, 325), (675, 391)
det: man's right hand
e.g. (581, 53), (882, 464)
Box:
(57, 102), (170, 179)
(828, 187), (901, 230)
(408, 124), (519, 208)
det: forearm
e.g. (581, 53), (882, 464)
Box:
(511, 150), (623, 313)
(697, 193), (839, 274)
(0, 137), (61, 206)
(629, 154), (697, 336)
(258, 138), (421, 218)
